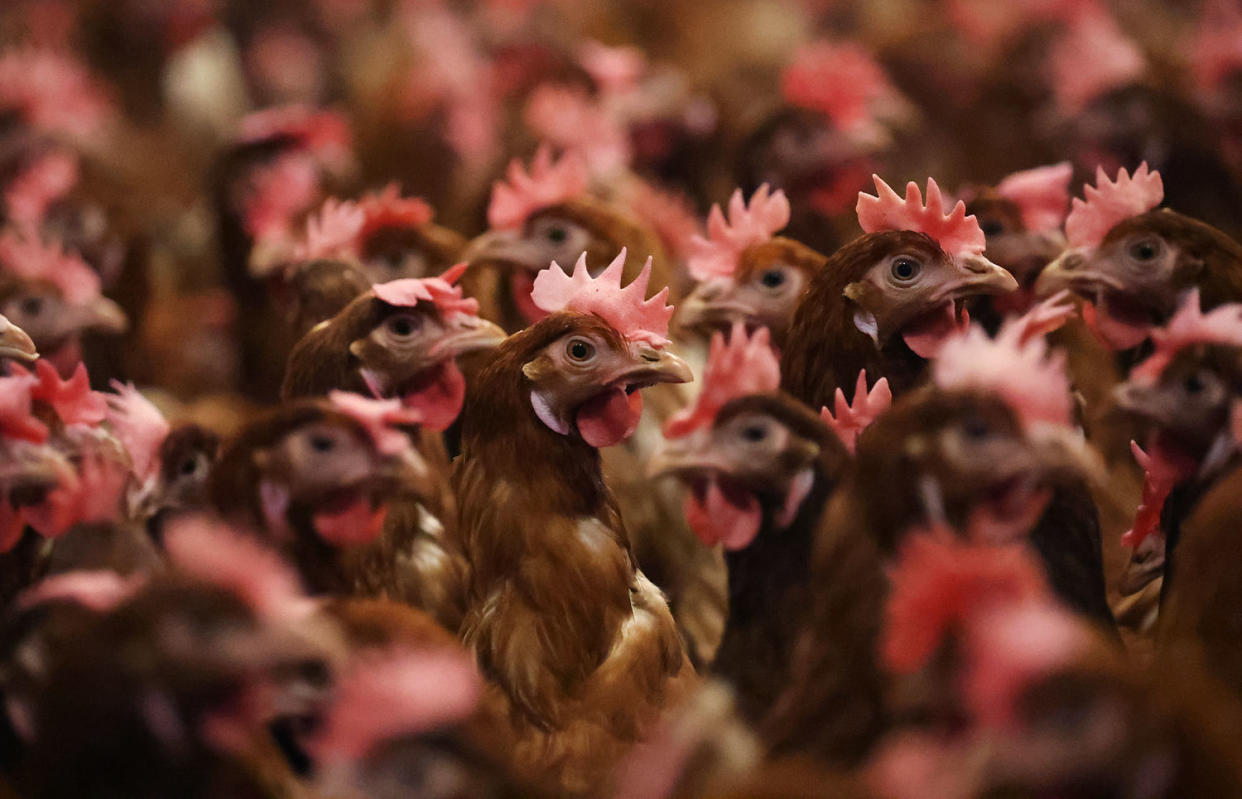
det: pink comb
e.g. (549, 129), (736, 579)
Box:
(686, 185), (791, 281)
(295, 197), (365, 261)
(311, 648), (481, 764)
(881, 527), (1050, 675)
(524, 85), (632, 178)
(164, 515), (313, 622)
(0, 228), (101, 305)
(857, 176), (986, 258)
(18, 360), (107, 428)
(0, 48), (114, 140)
(327, 391), (421, 455)
(664, 324), (779, 439)
(237, 105), (353, 171)
(1191, 0), (1242, 92)
(0, 371), (48, 443)
(1132, 289), (1242, 383)
(531, 248), (674, 346)
(487, 145), (589, 231)
(578, 40), (645, 95)
(1064, 163), (1163, 252)
(371, 263), (480, 318)
(105, 382), (171, 484)
(819, 370), (892, 454)
(242, 152), (320, 242)
(358, 184), (433, 238)
(994, 162), (1073, 233)
(780, 41), (894, 131)
(618, 178), (702, 262)
(4, 150), (80, 229)
(933, 298), (1075, 430)
(18, 570), (143, 613)
(1048, 6), (1146, 114)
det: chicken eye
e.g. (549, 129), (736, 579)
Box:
(759, 268), (786, 289)
(566, 338), (595, 362)
(890, 257), (921, 282)
(179, 458), (199, 476)
(545, 225), (569, 244)
(19, 297), (42, 317)
(385, 314), (421, 338)
(961, 416), (991, 440)
(741, 424), (768, 442)
(980, 219), (1005, 237)
(1128, 238), (1161, 262)
(309, 434), (336, 453)
(1183, 370), (1209, 395)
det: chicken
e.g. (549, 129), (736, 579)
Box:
(208, 393), (451, 613)
(648, 324), (850, 724)
(461, 146), (672, 335)
(764, 367), (1100, 766)
(0, 314), (37, 374)
(678, 185), (827, 350)
(281, 257), (372, 340)
(781, 176), (1017, 411)
(452, 250), (694, 795)
(1037, 163), (1242, 358)
(0, 227), (126, 378)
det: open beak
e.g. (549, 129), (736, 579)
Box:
(1034, 248), (1115, 298)
(427, 314), (507, 360)
(0, 316), (37, 364)
(462, 230), (549, 273)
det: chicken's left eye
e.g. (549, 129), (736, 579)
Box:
(566, 338), (595, 362)
(741, 424), (767, 442)
(309, 435), (336, 453)
(386, 315), (421, 338)
(1128, 239), (1161, 262)
(759, 268), (786, 289)
(890, 257), (921, 282)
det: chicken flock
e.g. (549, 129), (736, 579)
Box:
(4, 0), (1242, 796)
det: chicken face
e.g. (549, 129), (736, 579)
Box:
(679, 239), (823, 346)
(522, 315), (692, 448)
(1036, 213), (1197, 350)
(0, 312), (37, 373)
(649, 396), (826, 550)
(251, 414), (422, 547)
(0, 281), (126, 374)
(283, 259), (372, 336)
(842, 235), (1017, 359)
(968, 196), (1066, 315)
(350, 303), (505, 431)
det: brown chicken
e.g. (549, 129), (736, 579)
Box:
(678, 185), (827, 350)
(764, 383), (1098, 766)
(648, 325), (850, 725)
(461, 147), (671, 334)
(452, 252), (694, 795)
(280, 257), (371, 340)
(781, 176), (1017, 409)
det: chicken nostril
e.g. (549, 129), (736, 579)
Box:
(641, 350), (660, 363)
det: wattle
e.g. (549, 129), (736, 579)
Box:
(576, 387), (644, 448)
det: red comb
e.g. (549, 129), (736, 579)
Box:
(312, 647), (480, 764)
(164, 515), (312, 622)
(1048, 6), (1146, 114)
(0, 48), (114, 140)
(487, 145), (589, 230)
(531, 249), (674, 346)
(0, 228), (101, 305)
(371, 263), (479, 318)
(295, 197), (365, 261)
(357, 184), (433, 239)
(857, 176), (986, 258)
(105, 382), (170, 484)
(686, 185), (790, 281)
(22, 360), (107, 428)
(1064, 162), (1163, 252)
(663, 324), (779, 439)
(4, 150), (79, 229)
(881, 528), (1050, 675)
(781, 41), (895, 132)
(819, 369), (892, 454)
(994, 162), (1073, 233)
(933, 294), (1076, 430)
(237, 105), (353, 170)
(1191, 0), (1242, 92)
(327, 391), (420, 455)
(0, 371), (48, 443)
(1132, 289), (1242, 383)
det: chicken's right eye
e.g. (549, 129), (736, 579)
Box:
(1128, 239), (1161, 262)
(546, 225), (568, 244)
(890, 257), (921, 282)
(566, 338), (595, 362)
(961, 416), (991, 440)
(19, 297), (42, 317)
(980, 219), (1005, 237)
(309, 434), (336, 453)
(386, 315), (421, 338)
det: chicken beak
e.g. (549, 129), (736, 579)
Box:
(427, 314), (507, 360)
(951, 253), (1019, 296)
(1026, 423), (1108, 490)
(677, 279), (752, 334)
(462, 230), (549, 273)
(1110, 380), (1175, 427)
(614, 342), (694, 387)
(0, 316), (37, 364)
(70, 296), (129, 335)
(647, 429), (721, 479)
(1034, 248), (1109, 298)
